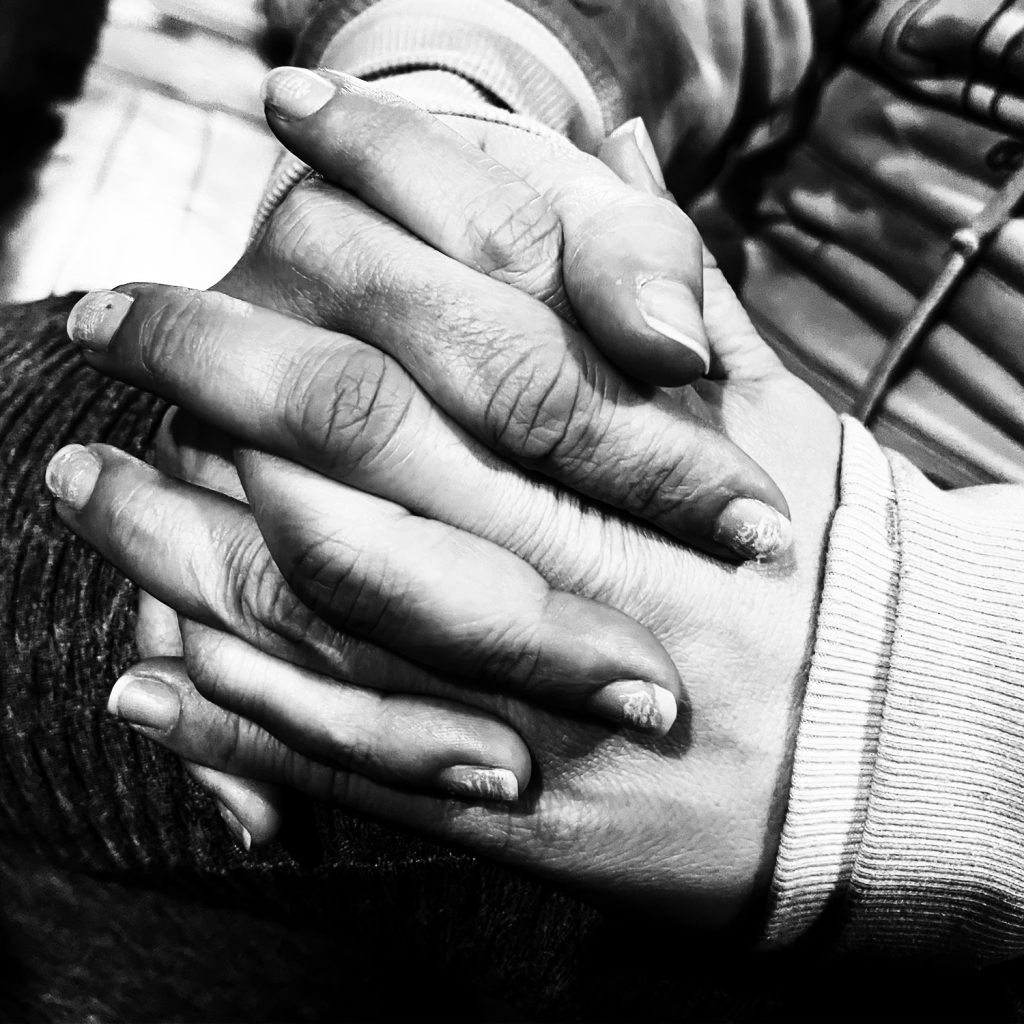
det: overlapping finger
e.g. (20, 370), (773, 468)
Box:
(45, 442), (681, 733)
(69, 257), (791, 558)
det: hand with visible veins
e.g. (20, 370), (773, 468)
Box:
(58, 71), (808, 826)
(45, 81), (841, 916)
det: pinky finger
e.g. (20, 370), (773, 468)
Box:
(108, 653), (531, 804)
(184, 761), (285, 849)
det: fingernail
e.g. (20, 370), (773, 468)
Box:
(588, 681), (677, 736)
(713, 498), (794, 560)
(217, 801), (253, 852)
(261, 66), (336, 120)
(107, 673), (181, 732)
(45, 444), (101, 511)
(67, 290), (133, 352)
(627, 117), (666, 189)
(604, 118), (665, 196)
(437, 766), (519, 803)
(637, 279), (711, 375)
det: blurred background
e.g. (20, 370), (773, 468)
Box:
(0, 0), (282, 302)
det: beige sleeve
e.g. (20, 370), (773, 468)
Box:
(764, 417), (1024, 963)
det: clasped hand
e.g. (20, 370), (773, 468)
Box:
(45, 69), (841, 926)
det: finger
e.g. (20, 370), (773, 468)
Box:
(45, 441), (681, 734)
(107, 653), (529, 802)
(151, 406), (246, 501)
(44, 442), (467, 697)
(108, 655), (618, 877)
(259, 68), (708, 385)
(184, 761), (284, 848)
(108, 659), (524, 855)
(68, 277), (792, 559)
(598, 120), (783, 383)
(259, 66), (568, 311)
(239, 452), (681, 733)
(136, 590), (183, 658)
(179, 624), (530, 798)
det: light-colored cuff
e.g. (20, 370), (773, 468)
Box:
(317, 0), (604, 149)
(765, 416), (1024, 963)
(251, 67), (562, 238)
(762, 416), (898, 945)
(842, 449), (1024, 961)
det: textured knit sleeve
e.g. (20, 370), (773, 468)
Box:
(291, 0), (841, 169)
(764, 416), (1024, 963)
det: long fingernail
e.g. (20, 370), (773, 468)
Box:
(67, 290), (133, 352)
(589, 681), (677, 736)
(261, 66), (336, 120)
(637, 279), (711, 376)
(45, 444), (101, 511)
(437, 766), (519, 803)
(713, 498), (794, 560)
(217, 801), (253, 852)
(107, 673), (181, 732)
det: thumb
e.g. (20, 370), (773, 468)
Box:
(598, 119), (782, 382)
(552, 130), (709, 386)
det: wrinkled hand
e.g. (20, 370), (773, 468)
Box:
(207, 69), (793, 556)
(47, 181), (841, 927)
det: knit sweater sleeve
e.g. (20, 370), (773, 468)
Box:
(288, 0), (840, 165)
(764, 417), (1024, 963)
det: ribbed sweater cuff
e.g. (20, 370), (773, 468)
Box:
(317, 0), (604, 148)
(762, 417), (897, 945)
(765, 417), (1024, 963)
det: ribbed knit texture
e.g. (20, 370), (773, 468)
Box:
(763, 418), (898, 945)
(765, 416), (1024, 963)
(844, 451), (1024, 961)
(319, 0), (605, 148)
(255, 0), (600, 238)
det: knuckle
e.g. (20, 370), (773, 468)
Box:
(626, 431), (710, 521)
(465, 186), (564, 297)
(282, 345), (416, 475)
(480, 347), (595, 464)
(214, 526), (318, 646)
(284, 532), (384, 637)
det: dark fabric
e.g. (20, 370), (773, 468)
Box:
(707, 0), (1024, 487)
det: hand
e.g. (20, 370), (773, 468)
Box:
(57, 72), (821, 834)
(47, 227), (841, 929)
(200, 69), (793, 558)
